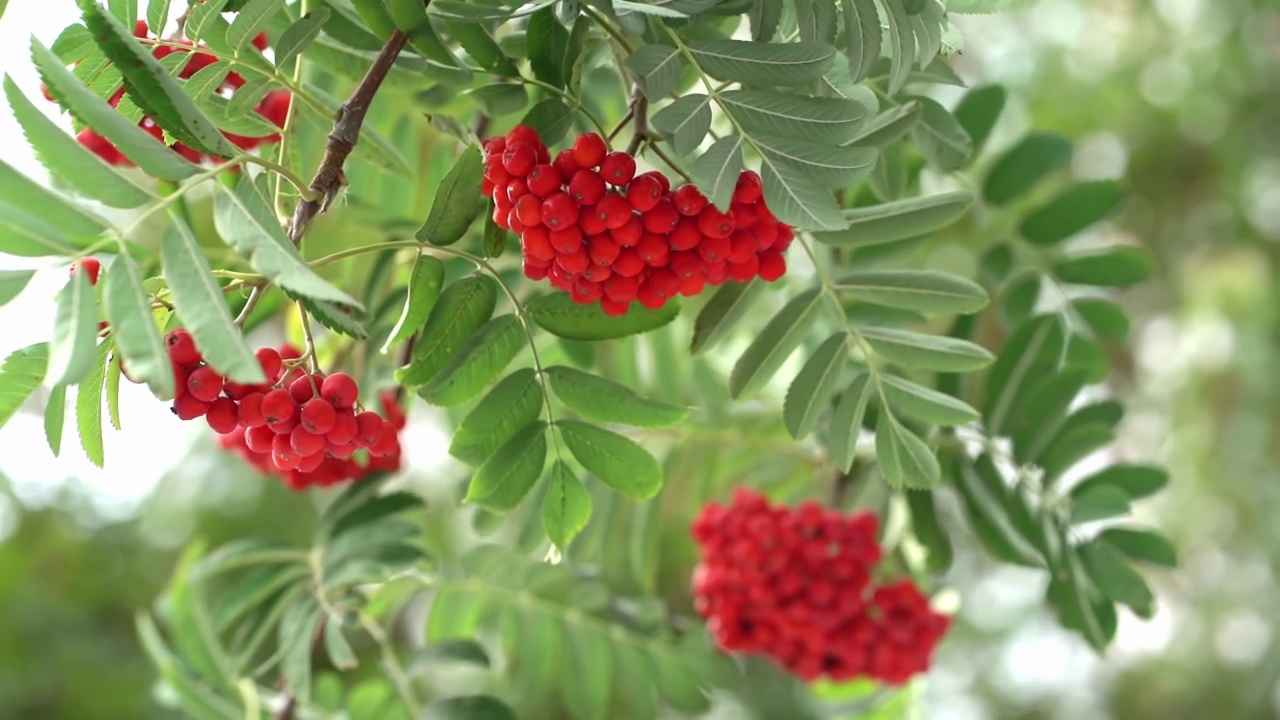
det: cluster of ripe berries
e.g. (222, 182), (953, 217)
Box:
(158, 329), (403, 491)
(691, 489), (950, 685)
(482, 127), (794, 317)
(43, 21), (291, 167)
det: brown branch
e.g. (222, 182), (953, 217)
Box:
(287, 30), (410, 245)
(624, 83), (648, 156)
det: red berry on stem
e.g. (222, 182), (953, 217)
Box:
(605, 275), (641, 303)
(71, 257), (102, 285)
(206, 397), (240, 434)
(581, 265), (612, 283)
(173, 394), (211, 420)
(698, 234), (732, 264)
(272, 435), (301, 471)
(354, 411), (386, 447)
(300, 398), (337, 435)
(329, 410), (358, 445)
(727, 231), (757, 264)
(368, 420), (400, 457)
(599, 152), (636, 185)
(514, 193), (543, 227)
(625, 172), (665, 212)
(288, 374), (317, 403)
(698, 206), (736, 239)
(245, 424), (275, 453)
(502, 141), (538, 177)
(506, 178), (530, 202)
(261, 388), (297, 425)
(673, 184), (709, 216)
(187, 366), (225, 402)
(758, 251), (787, 281)
(670, 251), (705, 280)
(611, 216), (643, 247)
(290, 425), (327, 456)
(549, 226), (584, 255)
(258, 348), (285, 381)
(578, 207), (608, 236)
(522, 226), (556, 261)
(553, 148), (581, 179)
(239, 392), (266, 427)
(600, 297), (631, 317)
(734, 170), (763, 204)
(556, 247), (591, 274)
(726, 255), (760, 282)
(526, 164), (561, 197)
(506, 124), (542, 148)
(612, 248), (646, 277)
(641, 198), (680, 234)
(568, 170), (607, 206)
(252, 32), (270, 50)
(588, 235), (621, 266)
(540, 192), (579, 230)
(573, 132), (608, 169)
(669, 217), (703, 251)
(635, 233), (671, 267)
(596, 193), (633, 230)
(679, 273), (706, 297)
(166, 329), (202, 367)
(319, 373), (358, 409)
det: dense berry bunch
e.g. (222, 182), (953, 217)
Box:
(153, 329), (402, 491)
(691, 489), (950, 685)
(45, 21), (291, 167)
(481, 127), (794, 317)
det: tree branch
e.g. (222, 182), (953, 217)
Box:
(287, 29), (410, 245)
(624, 83), (648, 156)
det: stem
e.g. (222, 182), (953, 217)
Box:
(581, 4), (635, 54)
(624, 83), (648, 156)
(359, 613), (421, 717)
(607, 107), (634, 143)
(643, 139), (692, 182)
(288, 30), (410, 245)
(242, 155), (319, 203)
(299, 305), (320, 374)
(234, 284), (267, 329)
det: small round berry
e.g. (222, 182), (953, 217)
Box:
(484, 161), (511, 190)
(625, 172), (665, 213)
(297, 450), (327, 473)
(261, 388), (297, 425)
(206, 397), (239, 434)
(726, 255), (760, 282)
(526, 164), (562, 197)
(573, 132), (608, 169)
(705, 261), (729, 285)
(733, 170), (763, 204)
(502, 141), (538, 177)
(255, 347), (284, 382)
(245, 424), (276, 453)
(727, 231), (757, 264)
(271, 435), (301, 471)
(578, 207), (608, 236)
(600, 297), (631, 317)
(611, 216), (643, 247)
(541, 192), (579, 230)
(172, 393), (210, 420)
(604, 274), (641, 303)
(646, 267), (680, 299)
(492, 201), (511, 229)
(484, 136), (507, 155)
(753, 221), (779, 250)
(679, 273), (706, 297)
(669, 217), (703, 251)
(588, 235), (621, 266)
(368, 421), (400, 457)
(571, 278), (605, 304)
(635, 233), (671, 267)
(673, 185), (708, 216)
(612, 248), (646, 277)
(71, 257), (102, 285)
(238, 392), (266, 428)
(522, 226), (556, 262)
(166, 329), (202, 367)
(354, 411), (386, 447)
(289, 374), (318, 404)
(670, 251), (704, 280)
(505, 124), (542, 149)
(581, 264), (612, 282)
(568, 170), (607, 206)
(553, 148), (580, 179)
(549, 226), (584, 255)
(514, 193), (543, 227)
(758, 251), (787, 281)
(596, 194), (633, 230)
(506, 178), (530, 203)
(556, 247), (591, 274)
(251, 32), (270, 50)
(698, 234), (732, 264)
(186, 366), (224, 403)
(300, 398), (337, 435)
(698, 206), (736, 239)
(506, 208), (528, 236)
(329, 410), (358, 445)
(320, 373), (359, 408)
(290, 425), (327, 456)
(599, 152), (636, 186)
(641, 198), (680, 234)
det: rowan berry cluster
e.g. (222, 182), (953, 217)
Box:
(691, 488), (950, 685)
(482, 127), (793, 317)
(154, 329), (403, 491)
(44, 21), (291, 167)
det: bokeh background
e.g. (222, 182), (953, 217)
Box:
(1, 0), (1278, 718)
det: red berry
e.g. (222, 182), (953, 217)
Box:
(166, 329), (202, 367)
(506, 125), (542, 148)
(526, 164), (562, 197)
(329, 410), (358, 445)
(261, 388), (297, 425)
(289, 374), (317, 403)
(611, 216), (643, 247)
(541, 192), (579, 230)
(290, 425), (327, 456)
(187, 366), (224, 402)
(758, 251), (786, 281)
(679, 273), (706, 297)
(641, 198), (680, 234)
(669, 217), (703, 251)
(300, 398), (337, 435)
(727, 231), (757, 264)
(596, 193), (633, 230)
(549, 226), (584, 255)
(646, 267), (680, 300)
(581, 264), (612, 282)
(133, 20), (149, 37)
(245, 424), (275, 453)
(71, 257), (102, 285)
(600, 297), (630, 317)
(522, 226), (556, 261)
(206, 397), (240, 434)
(297, 450), (326, 473)
(354, 411), (386, 447)
(238, 392), (266, 428)
(604, 275), (640, 303)
(572, 132), (608, 169)
(568, 170), (607, 206)
(670, 251), (705, 280)
(252, 32), (270, 50)
(506, 178), (530, 203)
(502, 141), (537, 177)
(272, 435), (301, 471)
(578, 207), (608, 236)
(612, 248), (646, 277)
(636, 283), (668, 310)
(553, 148), (580, 179)
(698, 206), (736, 239)
(599, 152), (636, 186)
(733, 170), (763, 204)
(635, 233), (671, 267)
(514, 193), (543, 227)
(492, 202), (511, 229)
(726, 255), (760, 282)
(673, 185), (708, 216)
(706, 261), (729, 285)
(626, 172), (665, 212)
(753, 221), (779, 251)
(172, 393), (210, 420)
(507, 208), (528, 236)
(571, 278), (605, 304)
(588, 235), (621, 266)
(255, 347), (284, 382)
(556, 247), (591, 274)
(698, 234), (732, 264)
(320, 373), (358, 408)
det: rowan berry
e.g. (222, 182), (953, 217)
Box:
(596, 193), (633, 230)
(556, 247), (591, 274)
(727, 256), (759, 282)
(672, 184), (708, 216)
(727, 231), (757, 264)
(679, 273), (706, 297)
(526, 164), (561, 197)
(506, 124), (542, 148)
(541, 192), (579, 230)
(506, 178), (529, 203)
(568, 170), (607, 206)
(255, 347), (283, 383)
(626, 172), (665, 212)
(288, 375), (316, 403)
(611, 248), (646, 278)
(553, 148), (580, 179)
(758, 251), (786, 281)
(329, 410), (358, 445)
(610, 216), (643, 247)
(368, 421), (400, 457)
(571, 278), (604, 304)
(733, 170), (763, 204)
(71, 257), (102, 285)
(604, 274), (640, 302)
(238, 392), (266, 428)
(669, 217), (703, 251)
(670, 251), (705, 280)
(173, 393), (210, 420)
(640, 198), (679, 234)
(297, 450), (326, 473)
(166, 329), (202, 367)
(572, 132), (607, 169)
(245, 424), (275, 453)
(514, 193), (543, 227)
(581, 265), (612, 283)
(354, 411), (386, 447)
(261, 388), (297, 425)
(271, 435), (301, 471)
(318, 373), (357, 409)
(578, 207), (608, 236)
(588, 235), (621, 266)
(502, 141), (537, 176)
(599, 297), (631, 317)
(290, 425), (327, 456)
(206, 397), (239, 434)
(187, 366), (224, 402)
(698, 206), (736, 239)
(635, 233), (670, 267)
(599, 151), (636, 186)
(252, 32), (270, 50)
(548, 226), (584, 255)
(300, 398), (337, 435)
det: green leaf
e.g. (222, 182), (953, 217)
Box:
(879, 0), (916, 95)
(860, 326), (994, 371)
(274, 8), (331, 67)
(828, 373), (871, 472)
(835, 269), (988, 314)
(691, 135), (745, 213)
(450, 369), (544, 466)
(687, 39), (835, 86)
(1006, 368), (1087, 463)
(78, 0), (237, 157)
(1100, 528), (1177, 568)
(417, 144), (483, 246)
(910, 97), (972, 170)
(796, 0), (838, 44)
(0, 343), (49, 430)
(720, 89), (870, 145)
(418, 314), (524, 406)
(543, 460), (592, 551)
(48, 270), (99, 386)
(422, 696), (517, 720)
(951, 452), (1042, 566)
(1070, 465), (1168, 503)
(1019, 181), (1124, 245)
(104, 255), (174, 397)
(465, 421), (548, 511)
(1072, 298), (1130, 342)
(813, 191), (973, 247)
(399, 276), (498, 386)
(652, 94), (713, 157)
(557, 420), (663, 500)
(875, 411), (940, 488)
(841, 0), (881, 83)
(44, 382), (67, 455)
(691, 279), (764, 354)
(879, 373), (979, 426)
(294, 295), (369, 339)
(448, 21), (519, 76)
(546, 366), (689, 428)
(0, 202), (77, 257)
(1079, 540), (1155, 618)
(1069, 484), (1130, 524)
(75, 341), (109, 467)
(906, 489), (953, 572)
(982, 131), (1073, 206)
(952, 83), (1005, 158)
(185, 0), (231, 43)
(783, 332), (848, 439)
(327, 491), (424, 539)
(381, 253), (445, 352)
(411, 640), (492, 669)
(32, 40), (196, 181)
(227, 0), (284, 52)
(527, 7), (568, 88)
(4, 76), (152, 209)
(983, 314), (1066, 435)
(759, 154), (846, 230)
(624, 43), (684, 100)
(105, 346), (121, 430)
(527, 292), (678, 341)
(519, 97), (574, 146)
(467, 84), (529, 117)
(146, 0), (171, 36)
(213, 178), (360, 307)
(158, 221), (263, 384)
(751, 132), (877, 188)
(1052, 247), (1152, 287)
(0, 270), (34, 308)
(386, 0), (467, 68)
(848, 101), (922, 148)
(729, 287), (823, 398)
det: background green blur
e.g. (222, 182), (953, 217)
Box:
(2, 0), (1279, 718)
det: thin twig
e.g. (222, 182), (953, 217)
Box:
(831, 465), (858, 507)
(624, 83), (648, 157)
(607, 107), (634, 143)
(234, 284), (267, 329)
